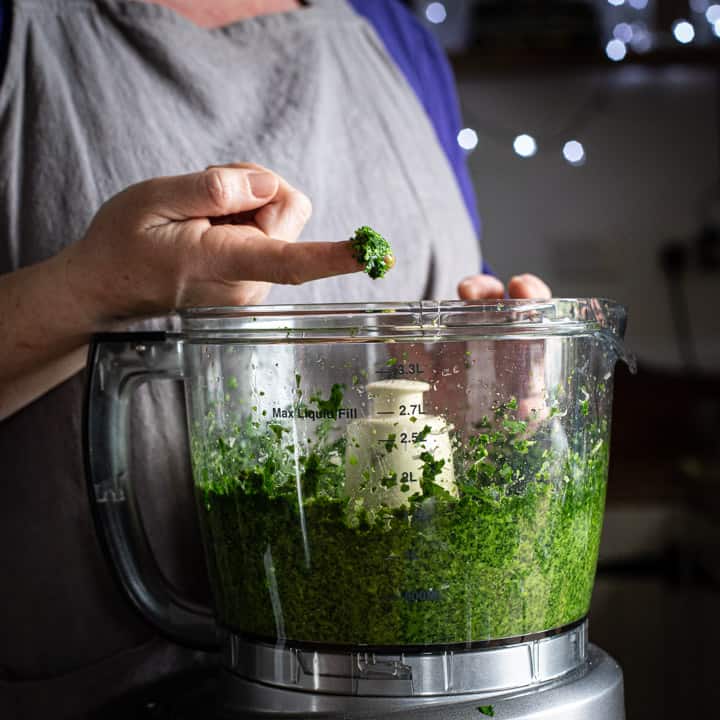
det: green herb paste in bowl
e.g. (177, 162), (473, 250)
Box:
(192, 388), (608, 647)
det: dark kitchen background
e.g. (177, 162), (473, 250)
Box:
(405, 1), (720, 717)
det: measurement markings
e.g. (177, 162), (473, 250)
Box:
(375, 363), (425, 376)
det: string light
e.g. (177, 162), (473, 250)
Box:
(425, 2), (447, 24)
(513, 134), (537, 158)
(605, 39), (627, 61)
(613, 22), (633, 42)
(705, 4), (720, 23)
(672, 19), (696, 43)
(608, 0), (624, 6)
(457, 128), (478, 151)
(562, 140), (586, 166)
(630, 22), (652, 52)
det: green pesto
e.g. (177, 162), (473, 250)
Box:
(350, 226), (394, 279)
(192, 393), (608, 646)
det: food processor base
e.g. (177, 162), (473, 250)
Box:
(219, 644), (624, 719)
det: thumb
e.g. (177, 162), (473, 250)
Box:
(135, 167), (280, 221)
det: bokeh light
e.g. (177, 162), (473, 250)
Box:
(563, 140), (586, 166)
(513, 134), (538, 158)
(457, 128), (479, 152)
(672, 20), (695, 43)
(605, 39), (627, 61)
(705, 4), (720, 23)
(613, 22), (634, 43)
(630, 22), (652, 52)
(425, 2), (447, 24)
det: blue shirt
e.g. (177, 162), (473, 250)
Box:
(0, 0), (486, 269)
(347, 0), (482, 244)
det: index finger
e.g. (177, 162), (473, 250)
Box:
(202, 226), (364, 285)
(278, 240), (364, 284)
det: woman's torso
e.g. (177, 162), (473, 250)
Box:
(0, 1), (478, 715)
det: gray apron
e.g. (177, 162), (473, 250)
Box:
(0, 1), (479, 716)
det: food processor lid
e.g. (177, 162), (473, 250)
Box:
(178, 299), (628, 343)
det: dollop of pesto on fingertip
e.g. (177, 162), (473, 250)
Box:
(350, 226), (394, 279)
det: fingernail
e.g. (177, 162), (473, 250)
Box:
(248, 172), (276, 198)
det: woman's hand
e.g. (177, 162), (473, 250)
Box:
(457, 273), (552, 300)
(457, 272), (553, 431)
(1, 164), (363, 420)
(62, 163), (361, 321)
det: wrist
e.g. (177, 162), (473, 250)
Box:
(52, 244), (118, 334)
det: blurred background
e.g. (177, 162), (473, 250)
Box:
(404, 1), (720, 717)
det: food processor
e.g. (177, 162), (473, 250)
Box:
(84, 299), (632, 719)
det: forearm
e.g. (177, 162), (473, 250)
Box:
(0, 249), (110, 419)
(0, 165), (363, 419)
(0, 346), (88, 420)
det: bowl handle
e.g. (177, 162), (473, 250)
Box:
(83, 332), (221, 650)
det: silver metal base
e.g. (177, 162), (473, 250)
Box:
(219, 644), (624, 719)
(228, 621), (588, 698)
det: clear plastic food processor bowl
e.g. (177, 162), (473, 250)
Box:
(85, 299), (632, 700)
